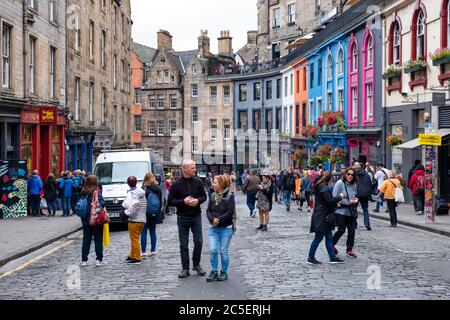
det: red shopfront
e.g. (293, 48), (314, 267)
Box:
(20, 106), (66, 176)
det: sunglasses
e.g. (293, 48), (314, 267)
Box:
(346, 173), (355, 176)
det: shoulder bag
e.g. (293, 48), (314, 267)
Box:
(389, 180), (405, 204)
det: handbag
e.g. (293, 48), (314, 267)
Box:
(389, 180), (405, 203)
(89, 191), (110, 226)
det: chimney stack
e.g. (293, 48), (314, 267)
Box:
(157, 30), (173, 51)
(247, 31), (257, 44)
(198, 30), (210, 58)
(218, 30), (233, 56)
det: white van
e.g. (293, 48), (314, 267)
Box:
(93, 149), (165, 223)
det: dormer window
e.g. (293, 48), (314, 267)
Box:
(192, 64), (197, 74)
(160, 55), (166, 62)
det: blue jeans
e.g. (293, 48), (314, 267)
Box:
(308, 231), (336, 260)
(359, 197), (370, 227)
(141, 222), (157, 253)
(414, 193), (424, 212)
(82, 224), (103, 262)
(177, 214), (203, 270)
(208, 226), (233, 272)
(56, 197), (62, 210)
(62, 197), (71, 216)
(46, 199), (57, 215)
(283, 190), (292, 208)
(375, 193), (384, 211)
(246, 192), (256, 213)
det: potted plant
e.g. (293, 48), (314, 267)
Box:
(404, 56), (427, 74)
(386, 134), (403, 147)
(430, 48), (450, 66)
(382, 64), (402, 79)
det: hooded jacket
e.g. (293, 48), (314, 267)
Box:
(355, 168), (372, 198)
(310, 183), (341, 234)
(408, 169), (425, 195)
(122, 188), (147, 223)
(28, 175), (43, 195)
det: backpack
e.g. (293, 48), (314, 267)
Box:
(286, 174), (296, 190)
(416, 175), (425, 193)
(72, 177), (82, 192)
(146, 189), (161, 217)
(74, 195), (89, 220)
(225, 192), (237, 234)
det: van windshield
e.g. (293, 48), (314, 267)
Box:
(94, 162), (150, 185)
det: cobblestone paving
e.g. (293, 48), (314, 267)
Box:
(0, 193), (449, 300)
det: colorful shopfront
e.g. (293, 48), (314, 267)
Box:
(20, 105), (67, 176)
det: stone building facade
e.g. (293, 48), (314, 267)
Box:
(0, 0), (67, 176)
(66, 0), (132, 172)
(183, 31), (235, 176)
(140, 30), (196, 172)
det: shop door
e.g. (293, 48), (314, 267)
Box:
(439, 140), (450, 201)
(40, 126), (51, 177)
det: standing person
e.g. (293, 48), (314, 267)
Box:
(71, 170), (83, 214)
(408, 165), (425, 215)
(281, 168), (295, 212)
(299, 170), (312, 212)
(164, 173), (174, 215)
(242, 170), (261, 217)
(276, 170), (284, 203)
(56, 171), (64, 211)
(256, 172), (274, 232)
(206, 172), (214, 198)
(378, 171), (402, 227)
(229, 171), (237, 193)
(354, 162), (373, 231)
(44, 173), (58, 217)
(307, 172), (345, 265)
(27, 170), (43, 217)
(168, 160), (208, 279)
(59, 172), (73, 217)
(332, 168), (359, 258)
(407, 160), (422, 212)
(141, 173), (162, 257)
(122, 176), (147, 265)
(206, 175), (235, 282)
(236, 171), (243, 191)
(78, 175), (105, 267)
(373, 163), (389, 213)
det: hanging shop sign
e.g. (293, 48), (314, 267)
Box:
(39, 108), (57, 124)
(418, 134), (442, 146)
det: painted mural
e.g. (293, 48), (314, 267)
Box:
(0, 161), (28, 219)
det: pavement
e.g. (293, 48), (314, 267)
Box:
(0, 210), (81, 268)
(0, 193), (450, 299)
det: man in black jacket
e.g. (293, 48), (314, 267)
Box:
(354, 162), (373, 231)
(168, 160), (208, 279)
(281, 168), (295, 211)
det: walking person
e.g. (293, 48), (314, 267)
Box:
(354, 162), (373, 231)
(59, 172), (73, 217)
(168, 160), (208, 278)
(256, 172), (274, 232)
(332, 168), (359, 258)
(141, 173), (162, 257)
(242, 170), (261, 217)
(408, 165), (425, 215)
(206, 175), (235, 282)
(229, 171), (237, 193)
(122, 176), (147, 265)
(378, 171), (403, 227)
(276, 170), (284, 203)
(206, 172), (214, 198)
(281, 168), (295, 212)
(27, 170), (43, 217)
(307, 172), (345, 265)
(373, 163), (389, 213)
(78, 175), (105, 267)
(44, 173), (58, 217)
(299, 171), (312, 212)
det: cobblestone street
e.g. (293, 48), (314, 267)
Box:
(1, 193), (450, 300)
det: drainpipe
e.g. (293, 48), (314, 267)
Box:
(23, 0), (28, 99)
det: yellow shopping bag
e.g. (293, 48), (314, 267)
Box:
(103, 223), (110, 247)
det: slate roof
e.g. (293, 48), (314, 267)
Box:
(236, 42), (257, 64)
(132, 42), (157, 64)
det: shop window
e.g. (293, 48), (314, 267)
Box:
(51, 127), (60, 175)
(21, 126), (33, 171)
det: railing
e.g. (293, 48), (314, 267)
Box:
(210, 57), (288, 76)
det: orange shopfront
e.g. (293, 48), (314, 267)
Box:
(20, 106), (66, 176)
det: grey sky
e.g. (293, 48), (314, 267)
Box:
(131, 0), (257, 52)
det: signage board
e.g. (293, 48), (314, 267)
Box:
(418, 134), (442, 146)
(432, 92), (446, 107)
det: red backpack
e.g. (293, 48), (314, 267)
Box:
(415, 175), (425, 193)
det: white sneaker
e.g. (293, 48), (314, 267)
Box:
(142, 252), (151, 258)
(96, 260), (106, 267)
(80, 261), (88, 266)
(150, 252), (157, 257)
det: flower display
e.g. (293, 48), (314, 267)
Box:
(404, 56), (427, 73)
(319, 111), (346, 133)
(317, 144), (333, 161)
(382, 64), (402, 79)
(308, 126), (319, 138)
(317, 117), (325, 127)
(308, 153), (322, 167)
(330, 147), (347, 164)
(429, 48), (450, 63)
(386, 134), (403, 147)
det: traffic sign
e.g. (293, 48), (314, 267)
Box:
(418, 134), (442, 146)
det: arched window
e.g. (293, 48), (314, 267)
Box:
(352, 44), (358, 72)
(367, 35), (374, 66)
(416, 9), (425, 59)
(338, 48), (344, 74)
(327, 53), (333, 79)
(393, 22), (401, 65)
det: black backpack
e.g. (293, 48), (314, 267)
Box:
(286, 174), (295, 190)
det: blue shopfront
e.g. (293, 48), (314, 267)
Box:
(65, 131), (95, 172)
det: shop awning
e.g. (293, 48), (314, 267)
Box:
(395, 129), (450, 149)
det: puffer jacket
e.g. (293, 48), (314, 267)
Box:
(28, 176), (43, 195)
(122, 188), (147, 223)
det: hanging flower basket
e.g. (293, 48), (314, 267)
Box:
(317, 144), (333, 161)
(331, 147), (347, 164)
(317, 117), (325, 127)
(386, 134), (402, 147)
